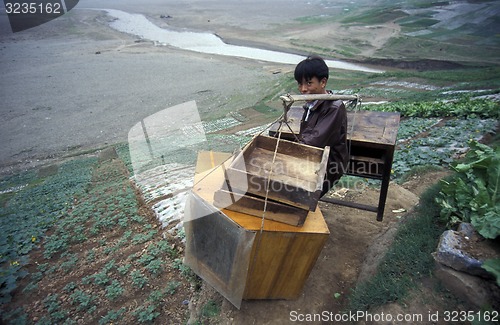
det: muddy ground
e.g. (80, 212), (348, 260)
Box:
(187, 169), (452, 324)
(0, 1), (493, 324)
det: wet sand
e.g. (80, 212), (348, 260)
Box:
(0, 7), (283, 173)
(0, 0), (384, 174)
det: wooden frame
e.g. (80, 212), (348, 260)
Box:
(224, 134), (329, 212)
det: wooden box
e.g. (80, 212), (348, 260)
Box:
(223, 134), (330, 211)
(213, 188), (309, 226)
(189, 161), (330, 303)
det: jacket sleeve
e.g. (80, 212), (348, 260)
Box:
(300, 101), (346, 148)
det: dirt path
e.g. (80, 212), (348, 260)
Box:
(186, 173), (449, 324)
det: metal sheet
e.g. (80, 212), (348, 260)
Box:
(184, 192), (256, 309)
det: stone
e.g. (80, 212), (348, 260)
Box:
(433, 230), (491, 278)
(98, 147), (118, 162)
(38, 164), (59, 178)
(457, 222), (475, 238)
(434, 263), (500, 309)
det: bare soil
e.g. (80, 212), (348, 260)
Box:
(187, 170), (452, 324)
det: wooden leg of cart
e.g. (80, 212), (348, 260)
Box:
(376, 146), (395, 221)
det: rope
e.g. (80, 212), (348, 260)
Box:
(259, 127), (283, 231)
(246, 117), (284, 282)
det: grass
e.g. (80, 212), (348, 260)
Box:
(347, 182), (446, 310)
(272, 66), (500, 104)
(347, 134), (500, 318)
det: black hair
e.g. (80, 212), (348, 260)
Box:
(294, 55), (329, 82)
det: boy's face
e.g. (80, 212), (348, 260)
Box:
(297, 76), (327, 95)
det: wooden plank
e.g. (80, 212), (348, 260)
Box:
(193, 161), (329, 234)
(213, 189), (308, 227)
(225, 168), (320, 211)
(255, 134), (324, 160)
(244, 231), (329, 299)
(195, 151), (233, 174)
(320, 197), (379, 212)
(280, 93), (359, 103)
(348, 110), (400, 145)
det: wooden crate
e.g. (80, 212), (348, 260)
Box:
(224, 134), (329, 211)
(190, 161), (330, 301)
(213, 188), (308, 226)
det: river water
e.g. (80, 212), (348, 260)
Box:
(103, 9), (383, 73)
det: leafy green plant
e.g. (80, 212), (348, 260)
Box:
(132, 230), (157, 245)
(63, 281), (77, 293)
(106, 280), (124, 300)
(165, 281), (181, 295)
(392, 118), (497, 180)
(99, 308), (126, 325)
(366, 97), (499, 119)
(145, 259), (163, 275)
(59, 253), (79, 273)
(70, 289), (95, 312)
(1, 307), (28, 325)
(436, 140), (500, 239)
(92, 271), (110, 286)
(117, 264), (132, 276)
(0, 158), (96, 302)
(133, 305), (160, 323)
(201, 299), (221, 319)
(43, 294), (68, 321)
(130, 270), (148, 289)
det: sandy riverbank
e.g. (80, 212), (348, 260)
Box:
(1, 0), (405, 174)
(0, 8), (292, 174)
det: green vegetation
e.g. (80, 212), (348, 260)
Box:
(348, 181), (446, 310)
(347, 95), (499, 180)
(341, 7), (407, 25)
(365, 97), (499, 119)
(0, 155), (191, 324)
(436, 141), (499, 239)
(0, 158), (96, 304)
(347, 130), (500, 317)
(482, 259), (500, 286)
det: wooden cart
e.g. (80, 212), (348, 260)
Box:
(186, 159), (329, 306)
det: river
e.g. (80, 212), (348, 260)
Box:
(101, 9), (383, 74)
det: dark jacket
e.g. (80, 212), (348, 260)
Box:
(299, 98), (348, 196)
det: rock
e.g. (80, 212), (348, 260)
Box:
(457, 222), (475, 238)
(98, 147), (118, 162)
(432, 230), (491, 278)
(434, 263), (500, 309)
(38, 164), (59, 178)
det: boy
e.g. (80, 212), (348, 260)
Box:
(294, 55), (348, 196)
